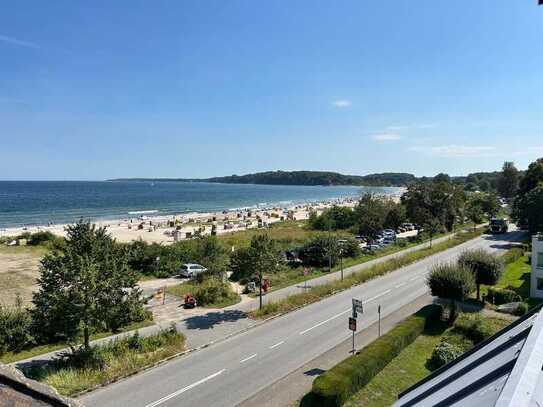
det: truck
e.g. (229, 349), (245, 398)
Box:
(489, 218), (509, 234)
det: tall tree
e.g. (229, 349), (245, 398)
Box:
(518, 157), (543, 196)
(32, 221), (145, 349)
(497, 161), (519, 199)
(353, 194), (388, 240)
(513, 184), (543, 233)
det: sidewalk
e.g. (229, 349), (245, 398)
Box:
(11, 229), (473, 369)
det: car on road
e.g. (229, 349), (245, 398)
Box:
(178, 263), (208, 278)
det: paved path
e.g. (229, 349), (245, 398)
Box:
(80, 230), (524, 407)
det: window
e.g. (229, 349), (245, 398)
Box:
(538, 253), (543, 269)
(537, 278), (543, 291)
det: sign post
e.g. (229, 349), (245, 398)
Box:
(349, 298), (364, 354)
(378, 304), (381, 337)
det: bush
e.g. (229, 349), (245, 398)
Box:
(513, 302), (529, 316)
(338, 237), (361, 258)
(427, 341), (463, 371)
(458, 249), (503, 300)
(427, 263), (475, 321)
(487, 287), (522, 305)
(193, 278), (238, 306)
(0, 297), (34, 354)
(307, 304), (441, 406)
(502, 247), (524, 265)
(453, 313), (495, 343)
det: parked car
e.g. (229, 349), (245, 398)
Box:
(178, 263), (208, 278)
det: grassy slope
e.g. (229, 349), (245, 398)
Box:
(0, 319), (154, 364)
(345, 316), (510, 407)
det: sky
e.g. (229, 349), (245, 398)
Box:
(1, 0), (543, 180)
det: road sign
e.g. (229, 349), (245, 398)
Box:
(352, 298), (363, 318)
(349, 317), (357, 331)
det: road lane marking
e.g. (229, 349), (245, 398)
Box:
(395, 282), (407, 288)
(269, 341), (284, 349)
(144, 369), (226, 407)
(299, 309), (351, 335)
(240, 353), (257, 363)
(299, 288), (398, 336)
(409, 276), (419, 281)
(363, 289), (391, 304)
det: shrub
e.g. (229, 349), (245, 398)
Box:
(458, 249), (504, 300)
(0, 297), (34, 354)
(502, 247), (524, 265)
(428, 341), (463, 371)
(308, 304), (441, 406)
(453, 313), (495, 343)
(487, 287), (522, 305)
(193, 278), (238, 306)
(513, 302), (529, 316)
(427, 263), (475, 322)
(338, 237), (361, 258)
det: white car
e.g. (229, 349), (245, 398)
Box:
(178, 263), (208, 278)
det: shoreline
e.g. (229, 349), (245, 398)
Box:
(0, 189), (405, 244)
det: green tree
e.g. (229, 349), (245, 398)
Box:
(458, 249), (504, 301)
(518, 157), (543, 196)
(300, 235), (339, 268)
(465, 196), (485, 231)
(497, 161), (519, 199)
(383, 202), (407, 230)
(32, 221), (145, 349)
(402, 181), (465, 232)
(427, 263), (475, 322)
(192, 236), (229, 277)
(353, 194), (388, 239)
(513, 184), (543, 233)
(242, 234), (283, 309)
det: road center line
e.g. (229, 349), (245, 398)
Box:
(240, 353), (257, 363)
(144, 369), (226, 407)
(269, 340), (285, 349)
(395, 282), (407, 288)
(364, 289), (392, 304)
(299, 309), (351, 335)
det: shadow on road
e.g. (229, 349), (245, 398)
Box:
(182, 310), (248, 330)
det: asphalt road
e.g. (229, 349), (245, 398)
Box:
(80, 229), (524, 407)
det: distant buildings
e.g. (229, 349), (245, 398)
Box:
(531, 234), (543, 299)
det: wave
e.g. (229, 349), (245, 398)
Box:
(128, 210), (159, 215)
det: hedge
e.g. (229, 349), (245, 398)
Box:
(487, 287), (522, 305)
(306, 304), (442, 406)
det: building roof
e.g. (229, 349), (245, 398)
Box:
(395, 305), (543, 407)
(0, 363), (82, 406)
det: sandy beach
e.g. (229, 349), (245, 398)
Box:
(0, 190), (404, 244)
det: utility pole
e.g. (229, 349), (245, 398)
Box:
(259, 269), (263, 310)
(378, 304), (381, 337)
(328, 218), (332, 273)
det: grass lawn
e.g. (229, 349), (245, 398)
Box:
(0, 319), (155, 364)
(216, 220), (346, 250)
(344, 314), (511, 407)
(166, 281), (241, 308)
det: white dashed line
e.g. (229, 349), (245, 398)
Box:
(395, 282), (407, 288)
(144, 369), (226, 407)
(240, 354), (257, 363)
(364, 289), (391, 304)
(269, 341), (285, 349)
(299, 309), (351, 335)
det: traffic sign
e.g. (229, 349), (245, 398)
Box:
(352, 298), (363, 318)
(349, 317), (357, 331)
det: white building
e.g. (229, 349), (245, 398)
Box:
(531, 234), (543, 299)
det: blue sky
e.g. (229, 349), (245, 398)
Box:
(1, 0), (543, 180)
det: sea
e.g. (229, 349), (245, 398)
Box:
(0, 181), (401, 229)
